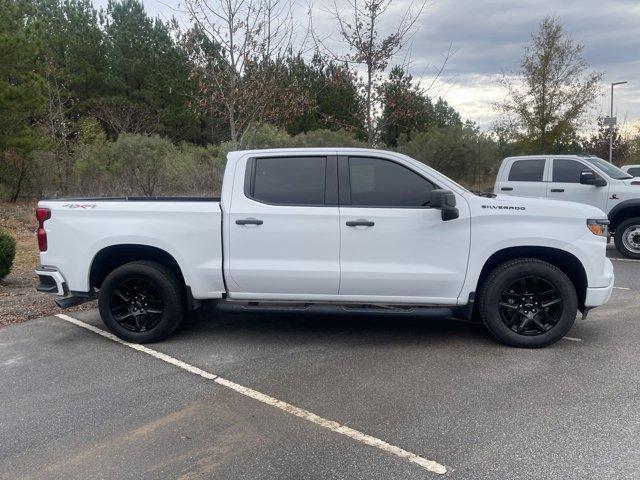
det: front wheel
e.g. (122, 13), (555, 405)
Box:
(478, 258), (578, 348)
(98, 261), (185, 343)
(614, 217), (640, 259)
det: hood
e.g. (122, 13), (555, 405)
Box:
(475, 194), (606, 219)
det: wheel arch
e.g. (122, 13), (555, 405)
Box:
(608, 200), (640, 232)
(89, 244), (186, 293)
(475, 246), (588, 309)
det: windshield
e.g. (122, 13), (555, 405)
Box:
(583, 157), (633, 180)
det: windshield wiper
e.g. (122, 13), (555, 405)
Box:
(476, 192), (497, 198)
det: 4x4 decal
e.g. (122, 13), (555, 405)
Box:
(62, 203), (97, 209)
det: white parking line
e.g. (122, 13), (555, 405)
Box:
(562, 336), (583, 342)
(610, 257), (640, 263)
(55, 313), (447, 475)
(613, 286), (631, 290)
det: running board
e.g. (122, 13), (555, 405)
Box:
(213, 301), (454, 318)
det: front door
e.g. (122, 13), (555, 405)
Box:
(227, 155), (341, 297)
(546, 158), (609, 211)
(338, 156), (470, 304)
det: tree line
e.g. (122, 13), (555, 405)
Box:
(1, 0), (638, 201)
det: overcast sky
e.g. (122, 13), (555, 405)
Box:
(97, 0), (640, 132)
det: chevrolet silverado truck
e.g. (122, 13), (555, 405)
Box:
(494, 154), (640, 258)
(35, 148), (614, 347)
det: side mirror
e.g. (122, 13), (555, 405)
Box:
(430, 189), (459, 221)
(580, 170), (606, 187)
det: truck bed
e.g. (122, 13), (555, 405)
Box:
(37, 198), (225, 299)
(43, 196), (221, 202)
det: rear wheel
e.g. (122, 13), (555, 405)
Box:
(614, 217), (640, 259)
(479, 259), (578, 348)
(98, 261), (184, 343)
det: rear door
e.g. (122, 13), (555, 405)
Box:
(227, 155), (341, 297)
(337, 155), (470, 304)
(547, 158), (609, 211)
(497, 158), (548, 197)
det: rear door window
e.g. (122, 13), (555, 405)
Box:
(250, 156), (327, 205)
(508, 160), (546, 182)
(627, 167), (640, 177)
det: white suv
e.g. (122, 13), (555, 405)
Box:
(495, 155), (640, 258)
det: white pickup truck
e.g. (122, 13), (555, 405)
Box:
(494, 154), (640, 258)
(36, 148), (613, 347)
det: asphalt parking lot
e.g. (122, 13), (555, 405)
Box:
(1, 247), (639, 480)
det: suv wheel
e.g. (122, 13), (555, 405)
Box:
(98, 261), (185, 343)
(614, 217), (640, 259)
(479, 258), (578, 348)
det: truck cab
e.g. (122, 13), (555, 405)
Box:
(495, 155), (640, 258)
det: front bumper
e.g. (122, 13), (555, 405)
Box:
(35, 266), (68, 296)
(584, 258), (614, 307)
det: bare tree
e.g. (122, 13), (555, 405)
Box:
(495, 17), (603, 153)
(40, 61), (74, 194)
(184, 0), (303, 146)
(91, 102), (160, 136)
(313, 0), (428, 145)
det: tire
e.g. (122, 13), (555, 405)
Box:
(478, 258), (578, 348)
(614, 217), (640, 259)
(98, 261), (185, 343)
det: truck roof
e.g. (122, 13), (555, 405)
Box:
(228, 147), (394, 158)
(503, 154), (599, 160)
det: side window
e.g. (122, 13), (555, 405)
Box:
(250, 156), (326, 205)
(553, 159), (592, 183)
(347, 157), (435, 207)
(507, 159), (546, 182)
(628, 167), (640, 177)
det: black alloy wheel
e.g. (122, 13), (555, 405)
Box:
(110, 277), (164, 332)
(479, 258), (578, 348)
(98, 261), (185, 343)
(498, 276), (563, 336)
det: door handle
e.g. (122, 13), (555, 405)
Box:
(501, 187), (513, 191)
(346, 220), (374, 227)
(550, 188), (565, 193)
(236, 218), (263, 225)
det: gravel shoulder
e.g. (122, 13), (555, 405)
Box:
(0, 201), (94, 327)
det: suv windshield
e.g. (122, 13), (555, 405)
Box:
(583, 157), (633, 180)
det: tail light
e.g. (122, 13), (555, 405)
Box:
(36, 208), (51, 252)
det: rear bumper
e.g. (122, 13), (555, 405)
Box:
(35, 266), (68, 296)
(584, 258), (614, 307)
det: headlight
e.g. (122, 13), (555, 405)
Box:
(587, 218), (609, 236)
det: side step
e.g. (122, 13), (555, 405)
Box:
(55, 294), (95, 309)
(213, 301), (454, 318)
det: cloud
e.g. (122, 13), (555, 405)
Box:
(404, 0), (640, 129)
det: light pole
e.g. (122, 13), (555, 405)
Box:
(608, 81), (627, 163)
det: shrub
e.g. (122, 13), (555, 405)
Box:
(170, 143), (226, 196)
(109, 134), (178, 196)
(239, 123), (297, 149)
(293, 129), (366, 148)
(0, 229), (16, 282)
(398, 125), (500, 189)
